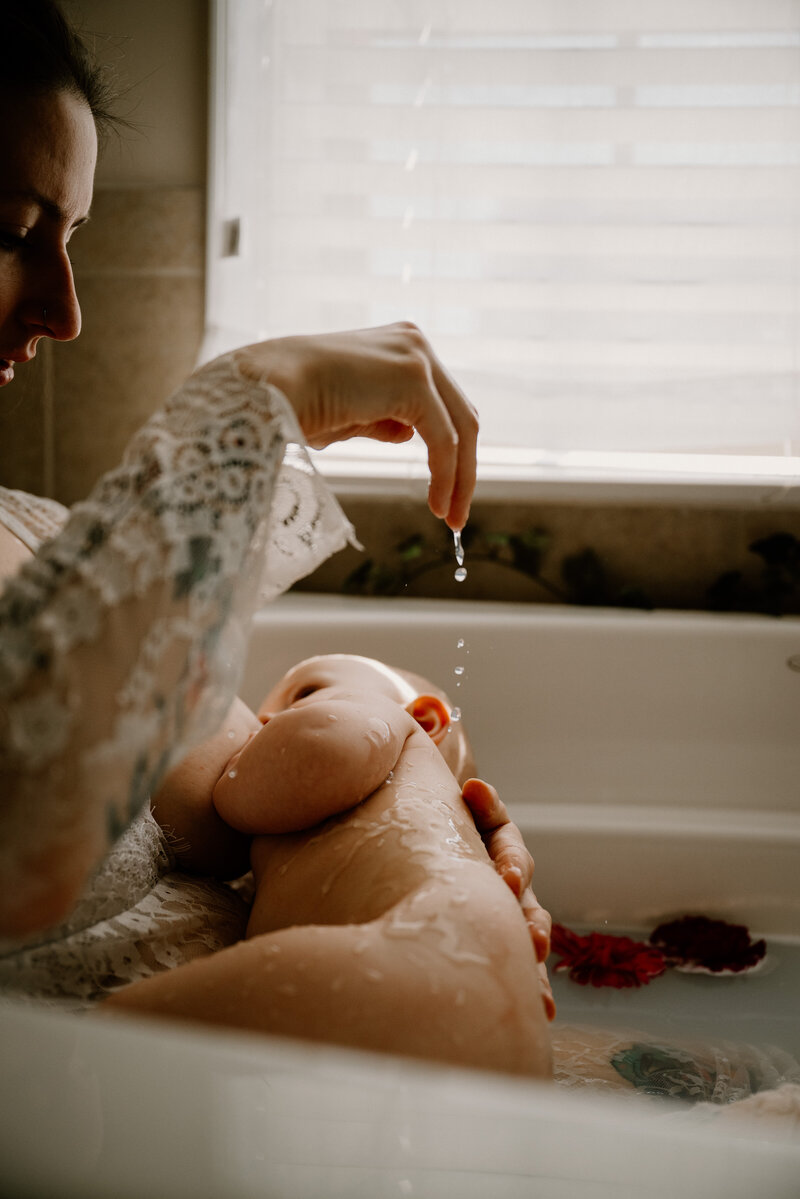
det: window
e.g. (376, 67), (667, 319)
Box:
(205, 0), (800, 496)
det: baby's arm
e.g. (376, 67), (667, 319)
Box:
(149, 696), (259, 878)
(212, 693), (410, 835)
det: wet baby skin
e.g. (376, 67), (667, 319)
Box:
(107, 655), (553, 1079)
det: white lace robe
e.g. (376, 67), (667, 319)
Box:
(0, 354), (356, 1007)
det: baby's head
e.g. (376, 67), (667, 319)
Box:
(258, 654), (477, 785)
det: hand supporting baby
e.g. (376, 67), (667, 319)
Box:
(461, 778), (555, 1020)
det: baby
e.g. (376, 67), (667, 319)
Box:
(106, 654), (553, 1079)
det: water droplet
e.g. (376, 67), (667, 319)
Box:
(450, 707), (462, 723)
(453, 529), (464, 566)
(456, 638), (465, 649)
(227, 769), (237, 779)
(327, 713), (338, 722)
(454, 566), (467, 583)
(454, 665), (464, 676)
(226, 729), (236, 739)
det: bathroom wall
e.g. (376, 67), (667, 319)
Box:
(294, 494), (800, 615)
(1, 0), (796, 614)
(0, 0), (209, 505)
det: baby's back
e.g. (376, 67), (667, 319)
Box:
(247, 721), (552, 1078)
(248, 723), (489, 937)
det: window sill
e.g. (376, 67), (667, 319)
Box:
(311, 443), (800, 509)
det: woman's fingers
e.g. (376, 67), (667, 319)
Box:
(462, 777), (553, 965)
(389, 331), (466, 527)
(429, 357), (478, 532)
(538, 959), (556, 1022)
(521, 884), (553, 964)
(461, 778), (534, 892)
(402, 333), (477, 530)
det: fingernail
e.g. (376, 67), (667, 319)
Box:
(504, 865), (523, 895)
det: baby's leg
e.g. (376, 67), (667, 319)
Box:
(103, 875), (551, 1079)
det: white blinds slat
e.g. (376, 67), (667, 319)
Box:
(285, 0), (800, 37)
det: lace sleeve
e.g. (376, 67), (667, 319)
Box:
(0, 354), (357, 927)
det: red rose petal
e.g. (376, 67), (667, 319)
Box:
(550, 923), (667, 989)
(649, 915), (766, 974)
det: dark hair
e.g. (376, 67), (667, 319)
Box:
(1, 0), (117, 132)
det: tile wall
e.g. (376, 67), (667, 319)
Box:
(0, 188), (205, 506)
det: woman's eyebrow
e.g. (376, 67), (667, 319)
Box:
(0, 187), (91, 228)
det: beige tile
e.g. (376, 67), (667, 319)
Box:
(53, 274), (204, 503)
(70, 187), (205, 276)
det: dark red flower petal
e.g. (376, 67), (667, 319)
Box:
(649, 915), (766, 974)
(550, 923), (666, 989)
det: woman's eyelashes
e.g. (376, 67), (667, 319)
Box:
(0, 231), (26, 254)
(292, 684), (320, 701)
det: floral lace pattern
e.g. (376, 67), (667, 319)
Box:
(0, 352), (357, 941)
(0, 488), (68, 552)
(0, 814), (251, 1007)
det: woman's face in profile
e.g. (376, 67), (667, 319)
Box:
(0, 87), (96, 388)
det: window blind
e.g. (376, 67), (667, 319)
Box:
(206, 0), (800, 462)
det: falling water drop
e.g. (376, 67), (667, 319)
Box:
(450, 707), (462, 724)
(453, 529), (468, 582)
(454, 665), (464, 676)
(227, 769), (238, 780)
(457, 637), (465, 649)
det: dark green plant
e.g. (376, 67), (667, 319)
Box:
(707, 532), (800, 616)
(343, 522), (799, 615)
(344, 524), (653, 608)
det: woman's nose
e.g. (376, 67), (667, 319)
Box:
(41, 253), (82, 342)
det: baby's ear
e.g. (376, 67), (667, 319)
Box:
(406, 694), (451, 744)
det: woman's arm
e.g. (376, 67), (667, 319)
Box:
(0, 358), (322, 936)
(149, 696), (258, 879)
(0, 327), (477, 938)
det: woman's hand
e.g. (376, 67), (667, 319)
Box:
(462, 777), (555, 1020)
(234, 323), (478, 531)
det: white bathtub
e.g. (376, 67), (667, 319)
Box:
(2, 595), (799, 1198)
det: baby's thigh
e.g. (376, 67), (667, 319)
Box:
(104, 881), (552, 1079)
(367, 880), (552, 1078)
